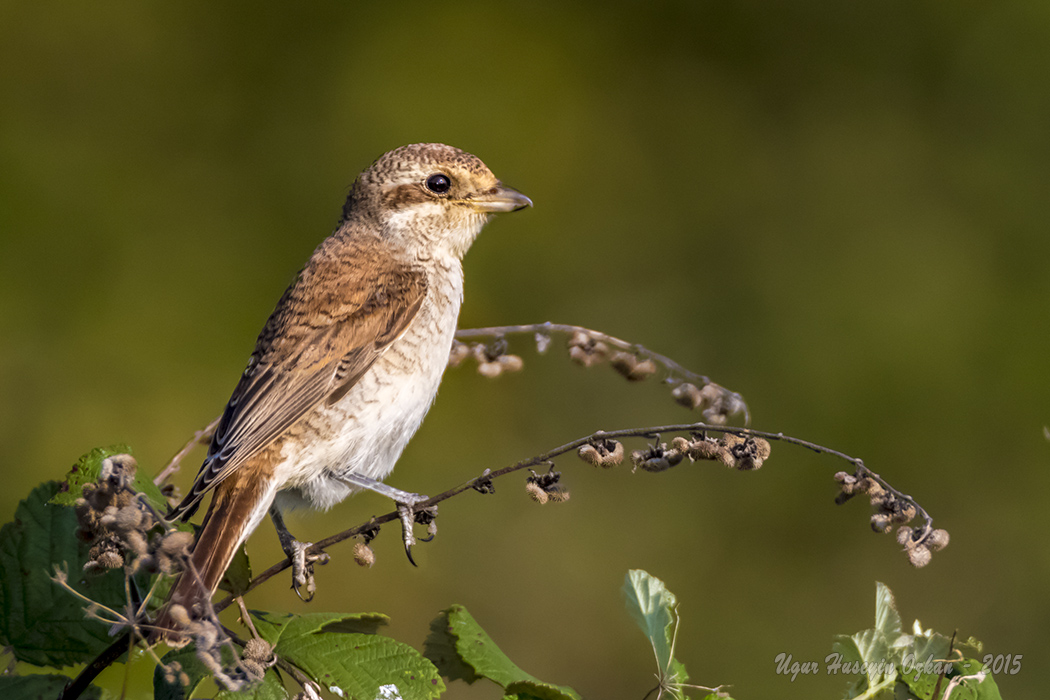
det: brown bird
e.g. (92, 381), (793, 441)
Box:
(155, 143), (530, 635)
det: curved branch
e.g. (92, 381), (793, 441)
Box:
(215, 421), (930, 611)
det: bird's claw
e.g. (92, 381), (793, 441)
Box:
(288, 540), (330, 602)
(395, 496), (437, 567)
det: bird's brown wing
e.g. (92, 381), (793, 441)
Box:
(172, 244), (427, 520)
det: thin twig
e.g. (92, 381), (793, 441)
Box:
(154, 415), (220, 486)
(216, 421), (925, 611)
(455, 322), (750, 424)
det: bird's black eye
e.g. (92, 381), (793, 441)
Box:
(425, 173), (452, 194)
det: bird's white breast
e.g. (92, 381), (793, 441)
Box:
(271, 256), (463, 512)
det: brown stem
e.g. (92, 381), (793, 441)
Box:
(215, 421), (929, 611)
(154, 415), (220, 486)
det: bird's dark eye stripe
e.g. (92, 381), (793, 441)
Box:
(425, 173), (451, 194)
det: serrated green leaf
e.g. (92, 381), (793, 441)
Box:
(0, 481), (137, 667)
(429, 605), (580, 700)
(623, 570), (690, 698)
(277, 630), (443, 700)
(0, 673), (103, 699)
(844, 582), (905, 690)
(48, 445), (168, 514)
(423, 611), (479, 684)
(898, 620), (953, 697)
(503, 679), (585, 700)
(249, 610), (389, 646)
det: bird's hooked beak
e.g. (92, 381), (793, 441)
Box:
(468, 184), (533, 213)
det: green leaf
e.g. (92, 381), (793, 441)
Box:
(49, 444), (168, 513)
(0, 481), (136, 667)
(423, 611), (479, 684)
(277, 630), (443, 700)
(426, 605), (579, 700)
(837, 581), (905, 694)
(897, 620), (954, 698)
(249, 610), (389, 645)
(622, 569), (690, 698)
(250, 610), (436, 700)
(945, 659), (1002, 700)
(0, 673), (103, 699)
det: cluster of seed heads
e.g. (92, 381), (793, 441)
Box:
(452, 326), (747, 426)
(525, 467), (570, 504)
(627, 434), (771, 473)
(577, 438), (625, 468)
(163, 603), (259, 690)
(448, 338), (524, 378)
(74, 455), (193, 575)
(671, 382), (747, 426)
(896, 525), (950, 568)
(834, 470), (949, 568)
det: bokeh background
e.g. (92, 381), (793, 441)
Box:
(2, 2), (1049, 698)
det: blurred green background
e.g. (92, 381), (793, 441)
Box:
(2, 1), (1049, 698)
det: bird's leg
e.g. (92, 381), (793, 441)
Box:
(268, 506), (330, 602)
(337, 473), (437, 566)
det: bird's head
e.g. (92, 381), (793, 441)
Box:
(344, 143), (532, 259)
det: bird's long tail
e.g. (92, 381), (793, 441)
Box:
(151, 475), (274, 643)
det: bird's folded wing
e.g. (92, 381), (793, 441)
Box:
(172, 245), (427, 520)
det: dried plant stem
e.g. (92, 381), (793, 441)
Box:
(215, 421), (925, 612)
(455, 322), (749, 423)
(154, 415), (220, 486)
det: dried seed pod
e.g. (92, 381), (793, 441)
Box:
(546, 489), (571, 503)
(525, 482), (549, 504)
(671, 436), (691, 453)
(609, 351), (657, 380)
(477, 361), (503, 378)
(168, 604), (193, 629)
(498, 354), (524, 372)
(891, 503), (917, 524)
(567, 330), (592, 348)
(907, 545), (932, 568)
(639, 456), (672, 472)
(672, 383), (703, 409)
(577, 444), (602, 466)
(125, 530), (149, 557)
(896, 526), (915, 546)
(447, 341), (471, 368)
(568, 345), (597, 367)
(240, 659), (266, 681)
(926, 529), (950, 552)
(870, 513), (893, 533)
(578, 440), (624, 468)
(159, 530), (195, 557)
(243, 638), (272, 663)
(567, 331), (608, 366)
(353, 542), (376, 568)
(97, 550), (125, 569)
(722, 435), (770, 470)
(99, 454), (138, 491)
(687, 439), (722, 461)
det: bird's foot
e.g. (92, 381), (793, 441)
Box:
(269, 505), (329, 602)
(335, 473), (437, 566)
(395, 496), (438, 566)
(287, 540), (330, 602)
